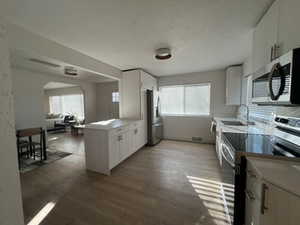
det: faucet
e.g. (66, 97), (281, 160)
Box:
(240, 104), (250, 125)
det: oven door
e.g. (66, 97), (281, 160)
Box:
(221, 142), (236, 225)
(221, 143), (235, 185)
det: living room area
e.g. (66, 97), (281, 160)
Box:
(11, 48), (120, 173)
(44, 81), (86, 159)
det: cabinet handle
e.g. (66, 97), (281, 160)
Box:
(247, 170), (257, 179)
(261, 183), (269, 214)
(270, 45), (274, 61)
(245, 190), (255, 201)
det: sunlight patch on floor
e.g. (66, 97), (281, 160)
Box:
(27, 202), (56, 225)
(186, 175), (234, 225)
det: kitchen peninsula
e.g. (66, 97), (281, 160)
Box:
(84, 119), (146, 175)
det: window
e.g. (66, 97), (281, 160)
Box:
(160, 84), (211, 116)
(49, 94), (85, 119)
(112, 92), (119, 103)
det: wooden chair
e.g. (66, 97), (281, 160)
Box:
(16, 128), (45, 165)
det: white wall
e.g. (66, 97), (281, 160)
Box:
(159, 70), (237, 143)
(96, 82), (119, 121)
(12, 68), (97, 130)
(0, 21), (24, 225)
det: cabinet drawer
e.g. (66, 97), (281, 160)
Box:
(110, 126), (130, 136)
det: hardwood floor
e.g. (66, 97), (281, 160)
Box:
(21, 138), (232, 225)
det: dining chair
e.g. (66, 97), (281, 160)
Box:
(16, 127), (44, 163)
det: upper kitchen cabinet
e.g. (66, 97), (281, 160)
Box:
(226, 65), (242, 105)
(277, 0), (300, 55)
(120, 69), (157, 120)
(252, 0), (300, 72)
(252, 0), (279, 72)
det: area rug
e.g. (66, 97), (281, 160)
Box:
(20, 150), (72, 173)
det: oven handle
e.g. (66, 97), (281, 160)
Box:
(221, 143), (235, 169)
(272, 144), (295, 157)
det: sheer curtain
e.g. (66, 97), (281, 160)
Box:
(49, 94), (85, 120)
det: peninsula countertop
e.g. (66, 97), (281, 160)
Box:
(84, 119), (142, 130)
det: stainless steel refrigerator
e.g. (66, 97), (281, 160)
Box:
(146, 89), (163, 146)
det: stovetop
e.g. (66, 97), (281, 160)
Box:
(222, 131), (300, 158)
(222, 132), (275, 155)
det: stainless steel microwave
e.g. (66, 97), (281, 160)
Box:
(252, 48), (300, 105)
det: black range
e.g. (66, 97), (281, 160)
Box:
(219, 116), (300, 225)
(222, 132), (300, 157)
(222, 132), (273, 155)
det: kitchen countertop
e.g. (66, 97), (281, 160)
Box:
(248, 157), (300, 197)
(84, 119), (141, 130)
(213, 117), (272, 135)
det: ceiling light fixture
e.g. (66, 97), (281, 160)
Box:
(155, 48), (172, 60)
(64, 66), (78, 76)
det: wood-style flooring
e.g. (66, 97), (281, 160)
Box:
(21, 135), (232, 225)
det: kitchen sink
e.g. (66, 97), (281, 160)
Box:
(221, 120), (246, 126)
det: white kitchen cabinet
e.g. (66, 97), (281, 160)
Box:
(120, 70), (142, 119)
(131, 122), (146, 154)
(84, 119), (146, 175)
(243, 55), (253, 77)
(260, 181), (300, 225)
(245, 157), (300, 225)
(121, 69), (157, 120)
(119, 131), (131, 161)
(109, 133), (120, 169)
(252, 0), (279, 72)
(226, 66), (242, 105)
(277, 0), (300, 55)
(252, 0), (300, 73)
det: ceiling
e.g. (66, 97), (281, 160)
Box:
(2, 0), (274, 76)
(10, 50), (116, 83)
(44, 82), (78, 90)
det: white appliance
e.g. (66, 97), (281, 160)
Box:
(252, 48), (300, 105)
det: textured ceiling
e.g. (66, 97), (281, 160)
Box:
(1, 0), (274, 76)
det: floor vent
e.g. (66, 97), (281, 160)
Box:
(192, 137), (203, 143)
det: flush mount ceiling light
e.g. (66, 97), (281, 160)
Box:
(64, 66), (78, 76)
(155, 48), (172, 60)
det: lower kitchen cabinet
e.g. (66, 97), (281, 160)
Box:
(84, 120), (147, 175)
(245, 157), (300, 225)
(259, 181), (300, 225)
(109, 130), (131, 168)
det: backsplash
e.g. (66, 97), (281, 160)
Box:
(238, 104), (300, 124)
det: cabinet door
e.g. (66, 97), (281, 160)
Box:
(277, 0), (300, 55)
(141, 71), (157, 90)
(119, 131), (130, 161)
(121, 70), (141, 119)
(109, 134), (120, 169)
(260, 181), (300, 225)
(132, 127), (138, 153)
(226, 66), (242, 105)
(252, 0), (279, 71)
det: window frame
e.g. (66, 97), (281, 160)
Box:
(159, 83), (211, 117)
(112, 92), (120, 103)
(48, 94), (85, 119)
